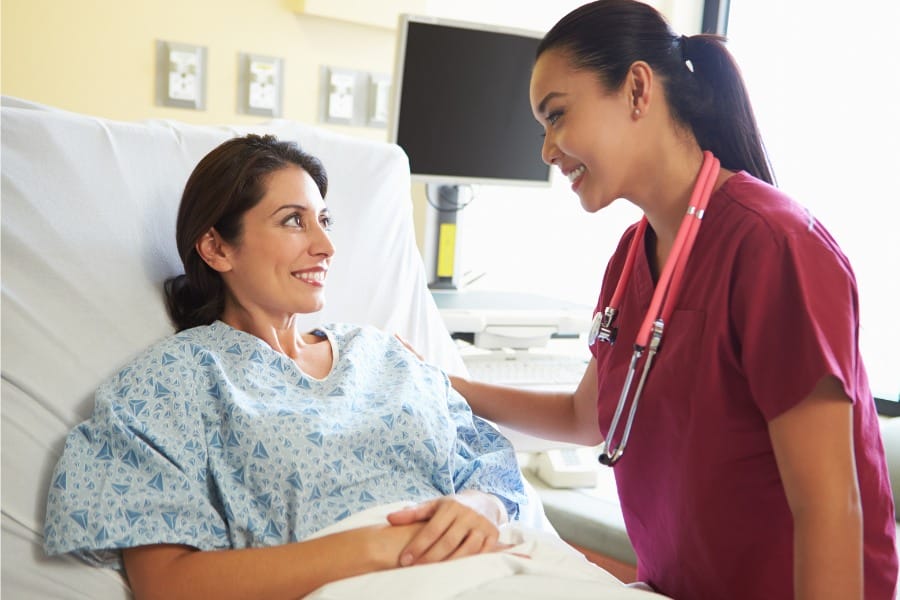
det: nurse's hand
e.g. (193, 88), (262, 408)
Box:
(386, 491), (508, 566)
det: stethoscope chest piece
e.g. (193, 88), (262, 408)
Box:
(589, 306), (619, 346)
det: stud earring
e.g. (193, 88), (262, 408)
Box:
(633, 108), (641, 117)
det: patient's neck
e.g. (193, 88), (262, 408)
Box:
(221, 309), (333, 378)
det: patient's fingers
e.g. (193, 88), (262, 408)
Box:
(396, 497), (499, 566)
(417, 514), (469, 564)
(397, 501), (455, 565)
(446, 529), (488, 560)
(387, 499), (438, 526)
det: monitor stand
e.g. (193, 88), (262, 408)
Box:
(424, 184), (463, 290)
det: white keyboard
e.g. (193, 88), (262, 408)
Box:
(463, 352), (589, 388)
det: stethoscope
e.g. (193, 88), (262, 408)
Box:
(591, 151), (720, 467)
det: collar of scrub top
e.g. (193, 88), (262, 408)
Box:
(593, 150), (721, 467)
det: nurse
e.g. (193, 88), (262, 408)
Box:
(394, 0), (899, 598)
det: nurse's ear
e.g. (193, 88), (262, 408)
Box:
(626, 60), (654, 120)
(195, 228), (233, 273)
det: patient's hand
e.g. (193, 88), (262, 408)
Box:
(386, 492), (505, 566)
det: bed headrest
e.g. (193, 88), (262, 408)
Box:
(0, 96), (462, 598)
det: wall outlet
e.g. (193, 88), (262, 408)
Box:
(156, 41), (206, 110)
(319, 66), (368, 126)
(239, 53), (283, 117)
(318, 67), (390, 128)
(367, 73), (391, 128)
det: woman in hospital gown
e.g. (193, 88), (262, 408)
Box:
(43, 134), (526, 599)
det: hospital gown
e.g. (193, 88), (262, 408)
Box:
(44, 321), (526, 569)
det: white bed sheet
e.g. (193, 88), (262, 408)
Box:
(305, 503), (665, 600)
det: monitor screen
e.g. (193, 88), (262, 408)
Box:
(389, 16), (551, 186)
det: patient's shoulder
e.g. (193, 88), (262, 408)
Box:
(100, 324), (219, 389)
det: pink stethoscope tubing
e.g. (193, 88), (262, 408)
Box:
(594, 151), (720, 466)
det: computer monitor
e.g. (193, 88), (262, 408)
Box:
(389, 15), (550, 187)
(390, 15), (551, 289)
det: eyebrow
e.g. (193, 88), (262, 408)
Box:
(537, 92), (567, 116)
(269, 204), (331, 218)
(269, 204), (308, 217)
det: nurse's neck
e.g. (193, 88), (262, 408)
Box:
(638, 144), (733, 281)
(638, 147), (705, 281)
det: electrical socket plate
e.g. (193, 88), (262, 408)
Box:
(367, 73), (391, 128)
(319, 66), (366, 125)
(156, 40), (206, 110)
(239, 53), (283, 117)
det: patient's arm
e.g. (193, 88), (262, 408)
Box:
(450, 357), (602, 446)
(123, 522), (424, 600)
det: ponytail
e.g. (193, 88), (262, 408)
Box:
(671, 34), (774, 184)
(163, 274), (225, 333)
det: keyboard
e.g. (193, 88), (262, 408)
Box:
(463, 352), (589, 388)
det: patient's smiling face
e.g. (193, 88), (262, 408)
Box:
(215, 165), (335, 325)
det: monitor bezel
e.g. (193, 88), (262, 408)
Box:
(388, 14), (552, 188)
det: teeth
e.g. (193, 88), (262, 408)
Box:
(567, 165), (585, 182)
(294, 271), (326, 283)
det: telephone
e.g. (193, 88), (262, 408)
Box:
(534, 447), (600, 489)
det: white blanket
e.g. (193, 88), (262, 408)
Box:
(305, 504), (667, 600)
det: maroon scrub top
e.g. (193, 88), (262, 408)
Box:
(591, 171), (897, 599)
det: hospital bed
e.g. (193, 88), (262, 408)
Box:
(0, 97), (668, 598)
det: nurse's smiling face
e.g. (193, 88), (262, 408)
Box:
(530, 48), (637, 213)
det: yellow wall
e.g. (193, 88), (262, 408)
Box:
(1, 0), (700, 252)
(1, 0), (398, 141)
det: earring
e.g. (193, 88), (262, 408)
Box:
(633, 108), (641, 118)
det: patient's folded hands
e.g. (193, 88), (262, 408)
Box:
(386, 492), (508, 567)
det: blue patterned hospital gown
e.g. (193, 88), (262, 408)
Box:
(44, 321), (525, 569)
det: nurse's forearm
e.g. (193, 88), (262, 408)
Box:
(768, 376), (863, 599)
(793, 504), (862, 600)
(450, 376), (601, 446)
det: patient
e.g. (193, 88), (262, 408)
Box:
(43, 134), (527, 599)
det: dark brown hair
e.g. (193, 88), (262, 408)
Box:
(538, 0), (774, 184)
(164, 134), (328, 332)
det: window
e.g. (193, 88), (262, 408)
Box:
(727, 1), (900, 405)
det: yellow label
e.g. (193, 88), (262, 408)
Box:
(436, 223), (457, 278)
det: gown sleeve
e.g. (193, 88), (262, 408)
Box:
(43, 344), (230, 570)
(444, 383), (527, 520)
